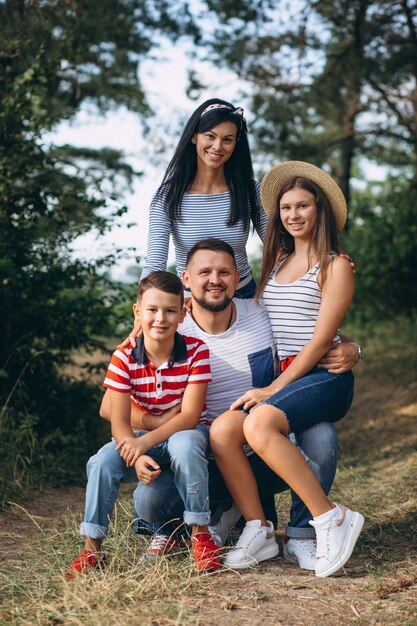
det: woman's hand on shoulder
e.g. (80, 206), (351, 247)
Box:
(339, 252), (355, 274)
(328, 254), (356, 287)
(117, 318), (143, 350)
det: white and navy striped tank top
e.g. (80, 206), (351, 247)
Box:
(141, 182), (267, 285)
(262, 258), (340, 359)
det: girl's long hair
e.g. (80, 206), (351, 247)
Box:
(154, 98), (260, 231)
(256, 177), (340, 297)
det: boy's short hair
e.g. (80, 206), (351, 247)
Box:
(138, 271), (184, 306)
(186, 238), (237, 268)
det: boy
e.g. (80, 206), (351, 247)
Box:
(67, 271), (219, 578)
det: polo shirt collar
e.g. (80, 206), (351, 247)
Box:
(131, 332), (187, 368)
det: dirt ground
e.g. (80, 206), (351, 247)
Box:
(0, 484), (415, 626)
(1, 348), (417, 625)
(0, 486), (85, 568)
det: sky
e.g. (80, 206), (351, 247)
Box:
(52, 41), (263, 282)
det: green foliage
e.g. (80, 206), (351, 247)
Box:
(248, 247), (262, 284)
(0, 383), (110, 508)
(0, 0), (200, 505)
(200, 0), (417, 189)
(203, 1), (417, 325)
(109, 281), (139, 337)
(344, 177), (417, 324)
(2, 0), (417, 507)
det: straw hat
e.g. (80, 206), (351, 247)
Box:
(260, 161), (347, 232)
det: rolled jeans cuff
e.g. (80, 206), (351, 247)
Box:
(284, 523), (315, 540)
(183, 510), (211, 527)
(80, 522), (109, 539)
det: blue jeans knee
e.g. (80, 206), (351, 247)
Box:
(167, 424), (211, 526)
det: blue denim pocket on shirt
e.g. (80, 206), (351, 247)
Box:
(248, 347), (274, 388)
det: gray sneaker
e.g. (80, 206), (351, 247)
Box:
(208, 502), (241, 547)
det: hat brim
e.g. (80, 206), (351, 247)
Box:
(260, 161), (347, 232)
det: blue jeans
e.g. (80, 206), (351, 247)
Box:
(80, 424), (210, 539)
(135, 421), (339, 540)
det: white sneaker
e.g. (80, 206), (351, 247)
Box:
(282, 537), (317, 570)
(310, 504), (365, 578)
(208, 502), (241, 547)
(224, 520), (279, 570)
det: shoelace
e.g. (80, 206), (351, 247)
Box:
(148, 534), (172, 551)
(74, 550), (105, 564)
(66, 550), (105, 579)
(234, 525), (263, 550)
(192, 535), (219, 560)
(316, 525), (331, 559)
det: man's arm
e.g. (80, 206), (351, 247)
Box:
(317, 334), (362, 374)
(100, 388), (181, 430)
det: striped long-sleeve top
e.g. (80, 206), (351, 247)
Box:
(141, 181), (267, 286)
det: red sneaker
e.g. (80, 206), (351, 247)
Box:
(65, 549), (106, 580)
(191, 532), (221, 572)
(144, 533), (180, 560)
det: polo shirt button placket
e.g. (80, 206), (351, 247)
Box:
(156, 369), (162, 398)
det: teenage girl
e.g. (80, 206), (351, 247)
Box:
(210, 161), (364, 578)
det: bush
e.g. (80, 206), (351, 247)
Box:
(343, 178), (417, 325)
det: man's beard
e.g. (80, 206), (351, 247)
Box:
(193, 292), (233, 312)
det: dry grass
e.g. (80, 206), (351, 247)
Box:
(1, 330), (416, 626)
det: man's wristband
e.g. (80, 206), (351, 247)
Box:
(349, 342), (363, 360)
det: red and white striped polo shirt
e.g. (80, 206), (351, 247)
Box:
(103, 332), (212, 423)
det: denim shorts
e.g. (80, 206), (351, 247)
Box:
(262, 367), (354, 434)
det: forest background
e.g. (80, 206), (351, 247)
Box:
(1, 0), (417, 507)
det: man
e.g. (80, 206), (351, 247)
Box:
(125, 238), (359, 570)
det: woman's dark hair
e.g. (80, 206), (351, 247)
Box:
(256, 177), (340, 297)
(155, 98), (260, 231)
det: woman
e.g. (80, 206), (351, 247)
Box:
(210, 161), (364, 578)
(141, 98), (267, 298)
